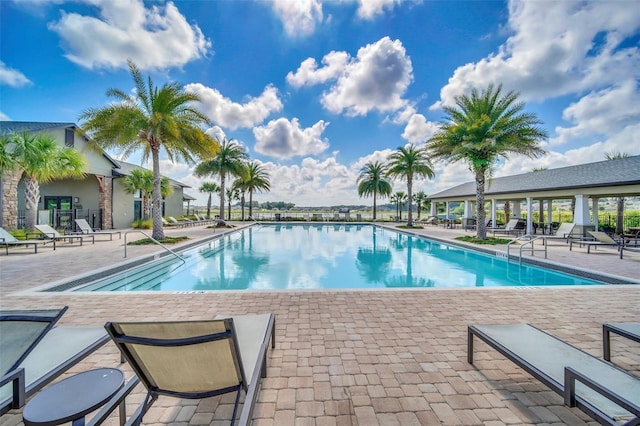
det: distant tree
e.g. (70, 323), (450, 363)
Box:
(391, 191), (407, 221)
(225, 187), (241, 221)
(414, 191), (428, 219)
(386, 144), (434, 226)
(244, 161), (270, 219)
(199, 182), (220, 219)
(605, 151), (631, 233)
(80, 59), (217, 240)
(0, 132), (86, 230)
(195, 138), (248, 222)
(357, 161), (392, 221)
(427, 83), (547, 239)
(122, 169), (172, 221)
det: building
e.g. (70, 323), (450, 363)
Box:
(428, 155), (640, 235)
(0, 121), (190, 230)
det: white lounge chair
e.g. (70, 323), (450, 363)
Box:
(542, 222), (575, 246)
(74, 219), (121, 240)
(0, 227), (52, 254)
(34, 224), (94, 246)
(569, 231), (621, 254)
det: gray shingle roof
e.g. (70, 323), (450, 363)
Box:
(0, 121), (76, 135)
(430, 155), (640, 199)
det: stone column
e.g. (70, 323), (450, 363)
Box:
(1, 170), (23, 230)
(95, 175), (113, 229)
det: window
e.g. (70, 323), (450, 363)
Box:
(65, 128), (74, 147)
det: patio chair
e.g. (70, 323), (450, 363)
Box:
(169, 216), (196, 227)
(0, 226), (52, 254)
(603, 322), (640, 362)
(542, 222), (575, 246)
(491, 218), (525, 237)
(0, 306), (109, 415)
(104, 313), (275, 425)
(161, 217), (182, 228)
(34, 224), (95, 246)
(569, 230), (621, 254)
(468, 323), (640, 425)
(74, 219), (121, 240)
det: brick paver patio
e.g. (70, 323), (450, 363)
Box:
(1, 223), (638, 425)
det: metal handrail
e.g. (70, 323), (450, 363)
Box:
(507, 234), (547, 264)
(123, 230), (185, 265)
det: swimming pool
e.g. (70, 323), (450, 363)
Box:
(71, 224), (602, 292)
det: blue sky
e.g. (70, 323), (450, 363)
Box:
(1, 0), (639, 207)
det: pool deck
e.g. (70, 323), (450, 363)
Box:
(1, 222), (639, 425)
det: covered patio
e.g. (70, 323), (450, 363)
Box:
(428, 155), (640, 236)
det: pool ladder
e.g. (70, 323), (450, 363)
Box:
(123, 230), (186, 265)
(507, 234), (547, 264)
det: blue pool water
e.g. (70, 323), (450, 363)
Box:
(73, 224), (602, 292)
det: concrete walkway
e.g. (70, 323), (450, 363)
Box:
(1, 222), (638, 425)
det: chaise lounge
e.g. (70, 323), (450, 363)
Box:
(569, 230), (621, 254)
(74, 219), (122, 240)
(105, 313), (275, 425)
(34, 224), (95, 246)
(468, 323), (640, 425)
(0, 306), (109, 415)
(542, 222), (576, 246)
(0, 227), (52, 254)
(603, 322), (640, 362)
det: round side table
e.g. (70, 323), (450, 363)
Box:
(23, 368), (124, 426)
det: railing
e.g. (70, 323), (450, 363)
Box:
(123, 230), (185, 265)
(507, 234), (547, 264)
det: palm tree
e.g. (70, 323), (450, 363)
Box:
(0, 132), (86, 230)
(414, 191), (428, 219)
(605, 151), (631, 234)
(195, 138), (248, 222)
(386, 145), (434, 226)
(232, 164), (250, 221)
(225, 187), (241, 221)
(199, 182), (220, 219)
(427, 83), (548, 239)
(391, 191), (407, 221)
(357, 161), (392, 221)
(79, 59), (218, 240)
(244, 161), (271, 220)
(123, 169), (172, 220)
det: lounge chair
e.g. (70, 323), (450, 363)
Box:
(603, 322), (640, 362)
(169, 216), (196, 227)
(418, 216), (438, 226)
(0, 227), (52, 254)
(491, 218), (525, 237)
(542, 222), (576, 246)
(34, 224), (94, 246)
(74, 218), (122, 240)
(569, 231), (621, 254)
(468, 323), (640, 425)
(104, 313), (275, 425)
(0, 306), (109, 414)
(161, 217), (182, 228)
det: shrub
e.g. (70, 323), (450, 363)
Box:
(131, 218), (152, 229)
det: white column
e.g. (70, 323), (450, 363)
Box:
(445, 201), (450, 219)
(463, 200), (472, 218)
(430, 202), (437, 217)
(526, 196), (534, 234)
(547, 199), (553, 223)
(574, 194), (591, 225)
(591, 197), (599, 226)
(513, 201), (521, 218)
(491, 199), (497, 226)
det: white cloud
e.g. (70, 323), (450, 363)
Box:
(0, 111), (11, 121)
(0, 61), (32, 87)
(271, 0), (323, 37)
(286, 51), (349, 87)
(355, 0), (421, 20)
(392, 106), (439, 143)
(432, 0), (640, 109)
(48, 0), (211, 70)
(253, 117), (330, 160)
(551, 80), (640, 146)
(186, 83), (283, 131)
(288, 37), (413, 116)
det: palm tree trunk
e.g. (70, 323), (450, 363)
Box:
(241, 193), (245, 221)
(207, 193), (212, 218)
(1, 169), (23, 230)
(373, 191), (377, 221)
(249, 190), (254, 219)
(151, 147), (165, 240)
(475, 167), (487, 239)
(219, 174), (226, 220)
(24, 175), (39, 230)
(407, 178), (413, 226)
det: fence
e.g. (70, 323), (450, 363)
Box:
(17, 208), (104, 231)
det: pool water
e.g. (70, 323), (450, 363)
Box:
(74, 224), (602, 292)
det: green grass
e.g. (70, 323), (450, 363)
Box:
(127, 236), (189, 245)
(397, 225), (424, 229)
(455, 236), (512, 245)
